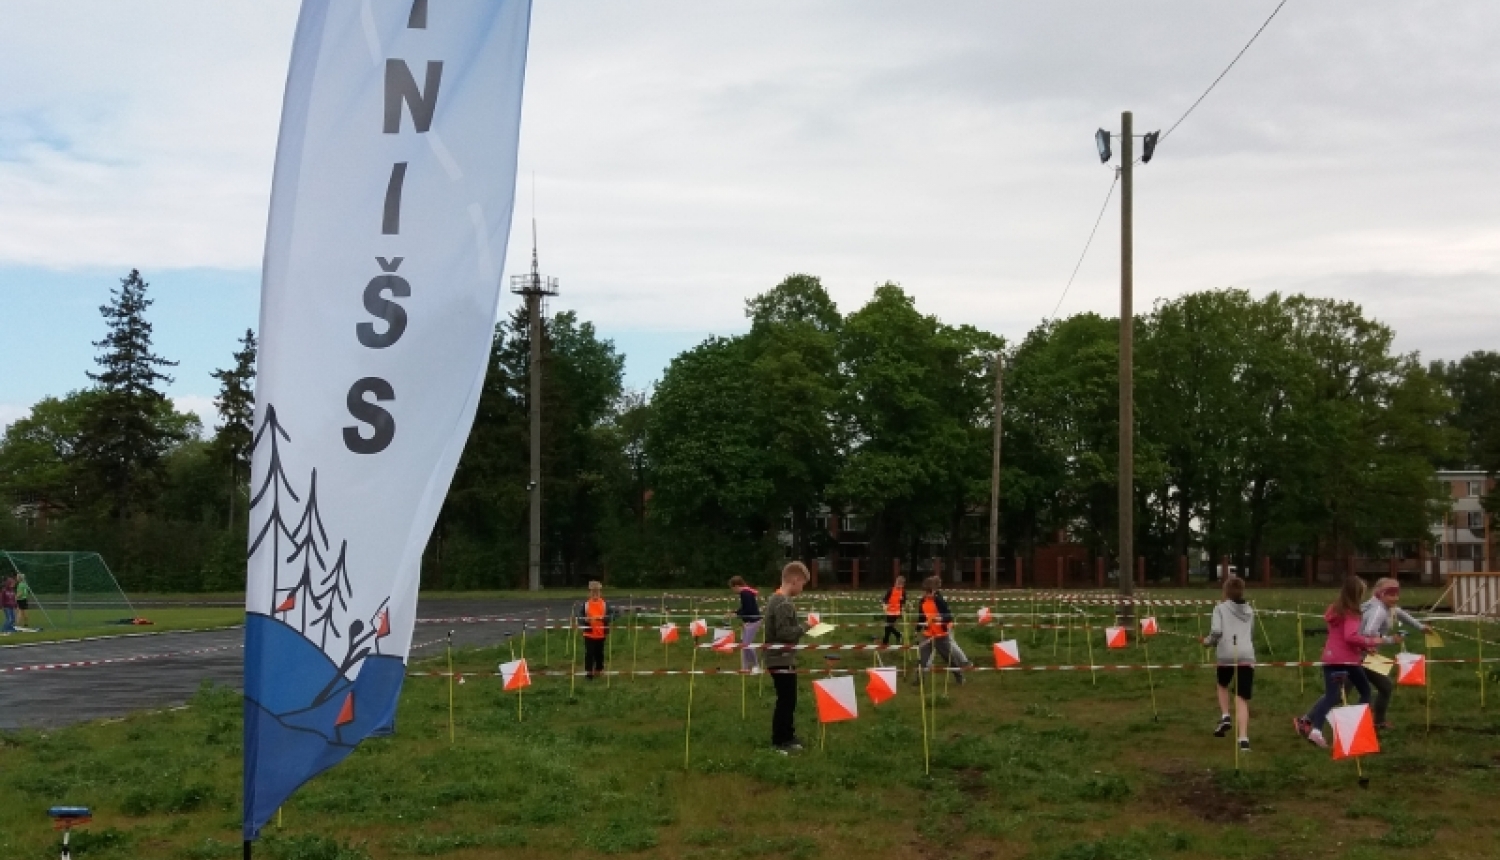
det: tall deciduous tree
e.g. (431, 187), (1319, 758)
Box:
(76, 270), (185, 518)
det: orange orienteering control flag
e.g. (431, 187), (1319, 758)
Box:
(1328, 703), (1379, 760)
(1105, 626), (1128, 649)
(1396, 652), (1426, 687)
(993, 639), (1021, 668)
(813, 675), (858, 723)
(1140, 616), (1158, 636)
(659, 623), (679, 644)
(865, 667), (897, 705)
(499, 658), (531, 692)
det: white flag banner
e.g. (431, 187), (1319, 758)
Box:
(243, 0), (531, 841)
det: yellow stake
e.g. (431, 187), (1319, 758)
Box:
(518, 627), (527, 722)
(1084, 610), (1097, 686)
(446, 632), (456, 745)
(606, 607), (615, 689)
(544, 609), (550, 667)
(917, 645), (931, 775)
(1143, 620), (1158, 721)
(684, 619), (699, 770)
(1297, 606), (1306, 694)
(630, 597), (640, 683)
(1231, 635), (1242, 773)
(1252, 599), (1276, 660)
(569, 603), (579, 700)
(1052, 597), (1061, 657)
(1478, 613), (1486, 711)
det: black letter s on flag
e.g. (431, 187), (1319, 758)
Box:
(344, 377), (396, 454)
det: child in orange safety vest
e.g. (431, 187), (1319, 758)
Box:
(916, 576), (972, 685)
(881, 575), (906, 646)
(575, 581), (620, 680)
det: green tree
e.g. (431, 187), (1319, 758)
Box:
(209, 328), (257, 526)
(647, 335), (776, 580)
(1000, 313), (1122, 567)
(832, 283), (1000, 580)
(433, 307), (625, 588)
(745, 275), (842, 567)
(76, 270), (184, 518)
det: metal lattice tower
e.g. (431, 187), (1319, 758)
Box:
(510, 222), (558, 591)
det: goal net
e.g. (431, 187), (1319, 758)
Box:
(0, 551), (136, 629)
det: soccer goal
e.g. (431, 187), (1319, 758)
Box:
(0, 551), (136, 629)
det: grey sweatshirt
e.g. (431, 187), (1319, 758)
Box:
(762, 591), (809, 670)
(1203, 600), (1256, 665)
(1359, 599), (1422, 639)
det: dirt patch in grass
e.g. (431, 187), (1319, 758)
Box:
(1155, 763), (1260, 824)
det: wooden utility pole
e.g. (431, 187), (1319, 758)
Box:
(988, 352), (1004, 590)
(1119, 110), (1135, 602)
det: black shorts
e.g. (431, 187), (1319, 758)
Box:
(16, 599), (28, 610)
(1216, 665), (1254, 700)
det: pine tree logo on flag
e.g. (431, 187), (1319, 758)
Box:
(690, 619), (708, 638)
(1140, 617), (1158, 636)
(977, 607), (994, 625)
(993, 640), (1021, 668)
(1327, 703), (1380, 760)
(1396, 652), (1427, 687)
(1105, 626), (1128, 649)
(865, 667), (897, 706)
(813, 675), (858, 723)
(660, 623), (679, 644)
(711, 628), (737, 652)
(499, 658), (531, 692)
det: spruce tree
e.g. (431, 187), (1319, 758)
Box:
(77, 269), (182, 518)
(211, 329), (257, 523)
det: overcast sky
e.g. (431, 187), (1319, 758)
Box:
(2, 1), (1496, 432)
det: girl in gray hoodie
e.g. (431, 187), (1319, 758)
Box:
(1202, 576), (1256, 752)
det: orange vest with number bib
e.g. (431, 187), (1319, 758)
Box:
(885, 587), (904, 617)
(584, 598), (607, 639)
(921, 595), (948, 638)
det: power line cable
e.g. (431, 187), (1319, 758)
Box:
(1049, 0), (1290, 317)
(1048, 172), (1118, 322)
(1155, 0), (1290, 149)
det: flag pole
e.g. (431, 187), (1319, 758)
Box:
(519, 626), (527, 722)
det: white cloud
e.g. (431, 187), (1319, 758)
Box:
(172, 395), (218, 439)
(0, 403), (30, 434)
(0, 0), (1497, 367)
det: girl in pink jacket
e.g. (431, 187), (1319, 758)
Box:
(1294, 577), (1398, 749)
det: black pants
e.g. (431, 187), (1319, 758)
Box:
(883, 616), (903, 646)
(1364, 666), (1395, 724)
(771, 669), (798, 746)
(583, 636), (606, 677)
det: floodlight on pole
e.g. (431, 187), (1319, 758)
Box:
(1095, 128), (1112, 164)
(1141, 131), (1160, 163)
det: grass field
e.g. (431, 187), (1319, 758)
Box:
(2, 588), (1498, 860)
(0, 606), (245, 645)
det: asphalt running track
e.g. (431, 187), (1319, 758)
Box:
(0, 599), (576, 730)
